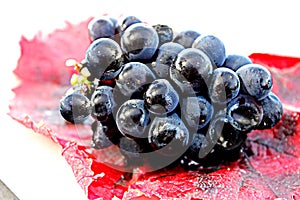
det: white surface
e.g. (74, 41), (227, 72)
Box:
(0, 1), (299, 200)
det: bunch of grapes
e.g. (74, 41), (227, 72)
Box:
(59, 15), (283, 170)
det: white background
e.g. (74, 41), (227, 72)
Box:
(0, 0), (299, 199)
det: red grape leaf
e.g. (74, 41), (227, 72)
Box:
(8, 18), (300, 200)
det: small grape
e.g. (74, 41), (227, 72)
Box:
(182, 96), (214, 131)
(144, 79), (179, 115)
(90, 85), (115, 122)
(192, 34), (226, 66)
(199, 114), (245, 162)
(172, 48), (214, 94)
(119, 15), (142, 32)
(152, 24), (174, 47)
(59, 93), (92, 124)
(151, 42), (184, 78)
(116, 62), (156, 97)
(257, 92), (283, 129)
(116, 99), (150, 139)
(121, 22), (159, 61)
(85, 38), (123, 80)
(212, 116), (247, 151)
(91, 121), (114, 149)
(88, 16), (115, 41)
(236, 63), (273, 100)
(209, 67), (240, 104)
(148, 114), (190, 156)
(118, 136), (147, 167)
(227, 94), (263, 131)
(173, 30), (200, 48)
(208, 114), (247, 163)
(222, 54), (252, 71)
(184, 133), (209, 161)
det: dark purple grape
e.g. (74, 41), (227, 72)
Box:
(119, 137), (144, 157)
(182, 96), (214, 131)
(236, 63), (273, 100)
(152, 24), (173, 47)
(209, 67), (240, 104)
(172, 48), (214, 94)
(196, 114), (241, 161)
(116, 99), (150, 139)
(204, 114), (228, 154)
(90, 86), (115, 122)
(257, 92), (283, 129)
(199, 111), (247, 167)
(173, 30), (200, 48)
(88, 16), (115, 41)
(85, 38), (123, 80)
(120, 22), (159, 61)
(169, 67), (194, 95)
(91, 121), (114, 149)
(108, 17), (118, 28)
(211, 115), (247, 151)
(116, 62), (156, 97)
(185, 120), (242, 168)
(144, 79), (179, 115)
(227, 94), (263, 131)
(59, 93), (92, 124)
(119, 15), (142, 32)
(186, 120), (246, 167)
(148, 113), (190, 156)
(206, 114), (248, 163)
(151, 42), (184, 78)
(184, 133), (209, 161)
(217, 128), (246, 152)
(107, 17), (122, 43)
(118, 136), (147, 167)
(222, 54), (252, 71)
(192, 34), (226, 66)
